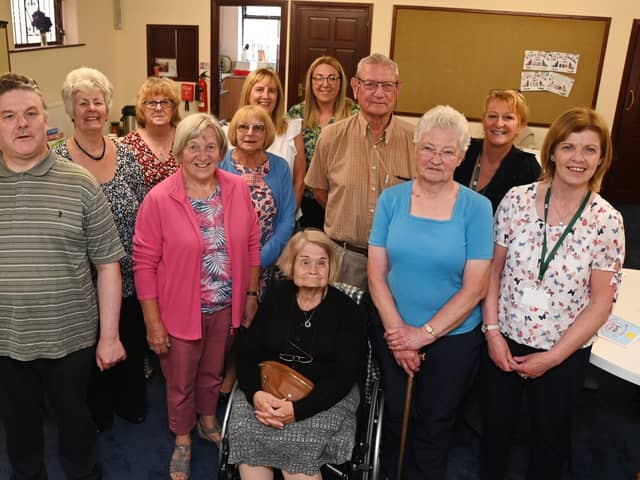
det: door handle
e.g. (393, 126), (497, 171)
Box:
(625, 89), (635, 111)
(297, 83), (304, 97)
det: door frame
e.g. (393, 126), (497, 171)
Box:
(210, 0), (288, 117)
(287, 1), (372, 108)
(604, 18), (640, 200)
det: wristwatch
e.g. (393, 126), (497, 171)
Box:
(423, 323), (439, 338)
(246, 290), (258, 297)
(481, 324), (500, 334)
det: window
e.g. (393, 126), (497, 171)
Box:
(240, 6), (280, 64)
(11, 0), (63, 47)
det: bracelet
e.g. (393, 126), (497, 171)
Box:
(424, 323), (439, 339)
(246, 290), (258, 297)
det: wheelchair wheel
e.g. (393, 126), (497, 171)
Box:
(218, 383), (241, 480)
(362, 379), (383, 480)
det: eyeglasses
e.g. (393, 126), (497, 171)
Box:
(418, 144), (458, 162)
(237, 123), (266, 133)
(356, 77), (399, 92)
(278, 341), (313, 364)
(144, 99), (173, 110)
(311, 74), (340, 84)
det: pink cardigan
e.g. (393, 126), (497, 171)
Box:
(133, 167), (260, 338)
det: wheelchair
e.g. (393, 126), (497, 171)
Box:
(218, 282), (384, 480)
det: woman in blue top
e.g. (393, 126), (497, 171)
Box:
(368, 105), (493, 480)
(220, 105), (296, 279)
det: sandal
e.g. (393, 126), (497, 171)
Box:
(169, 443), (191, 480)
(196, 418), (221, 446)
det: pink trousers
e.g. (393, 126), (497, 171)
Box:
(160, 308), (232, 435)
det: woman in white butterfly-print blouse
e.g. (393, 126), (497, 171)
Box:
(481, 107), (626, 480)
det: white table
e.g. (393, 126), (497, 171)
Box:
(590, 268), (640, 385)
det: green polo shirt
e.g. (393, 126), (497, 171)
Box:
(0, 150), (124, 360)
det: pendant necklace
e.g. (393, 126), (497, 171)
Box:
(302, 307), (317, 328)
(74, 136), (106, 161)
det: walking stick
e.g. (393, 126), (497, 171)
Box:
(396, 352), (426, 480)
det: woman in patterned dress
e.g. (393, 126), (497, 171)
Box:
(481, 107), (626, 480)
(133, 113), (260, 480)
(121, 77), (181, 190)
(56, 67), (148, 431)
(287, 55), (359, 228)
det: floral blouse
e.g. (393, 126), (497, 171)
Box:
(55, 140), (147, 298)
(189, 187), (232, 313)
(494, 182), (625, 350)
(121, 130), (178, 190)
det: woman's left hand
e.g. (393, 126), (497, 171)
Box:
(243, 295), (258, 328)
(253, 390), (294, 428)
(511, 351), (559, 379)
(385, 325), (430, 351)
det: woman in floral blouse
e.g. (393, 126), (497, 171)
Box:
(481, 107), (625, 480)
(121, 77), (181, 190)
(288, 55), (358, 228)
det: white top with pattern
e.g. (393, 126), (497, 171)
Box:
(495, 182), (625, 350)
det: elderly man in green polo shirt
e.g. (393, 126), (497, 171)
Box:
(0, 73), (125, 480)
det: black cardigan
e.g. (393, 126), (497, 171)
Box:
(455, 138), (541, 212)
(237, 280), (366, 421)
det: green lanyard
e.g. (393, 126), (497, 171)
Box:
(538, 185), (591, 281)
(470, 156), (481, 191)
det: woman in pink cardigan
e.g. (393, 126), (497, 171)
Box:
(133, 113), (260, 480)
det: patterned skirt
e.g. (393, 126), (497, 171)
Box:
(227, 386), (359, 475)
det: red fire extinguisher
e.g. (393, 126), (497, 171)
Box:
(197, 72), (208, 113)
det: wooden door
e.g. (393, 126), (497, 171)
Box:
(605, 19), (640, 203)
(287, 2), (372, 109)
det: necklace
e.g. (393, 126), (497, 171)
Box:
(74, 136), (106, 161)
(302, 307), (317, 328)
(470, 155), (481, 191)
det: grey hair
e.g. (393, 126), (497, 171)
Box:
(173, 112), (228, 163)
(356, 53), (399, 79)
(61, 67), (114, 118)
(414, 105), (471, 153)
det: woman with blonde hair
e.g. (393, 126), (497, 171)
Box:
(237, 68), (305, 209)
(121, 77), (181, 190)
(454, 89), (540, 212)
(288, 55), (358, 228)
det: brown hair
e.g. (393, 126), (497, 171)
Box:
(135, 77), (181, 128)
(301, 56), (354, 130)
(276, 229), (339, 283)
(0, 73), (46, 109)
(540, 107), (612, 192)
(228, 105), (276, 150)
(238, 68), (287, 135)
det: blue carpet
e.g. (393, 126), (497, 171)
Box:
(1, 364), (638, 479)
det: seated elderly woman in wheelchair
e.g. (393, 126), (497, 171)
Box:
(226, 229), (366, 480)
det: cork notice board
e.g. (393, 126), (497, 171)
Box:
(391, 7), (610, 126)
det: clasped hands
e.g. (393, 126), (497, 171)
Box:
(486, 332), (558, 379)
(253, 390), (295, 429)
(384, 325), (431, 377)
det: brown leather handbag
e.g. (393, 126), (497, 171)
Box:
(258, 360), (314, 401)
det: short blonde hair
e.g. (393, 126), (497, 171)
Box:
(61, 67), (113, 118)
(173, 113), (227, 163)
(540, 107), (612, 192)
(484, 89), (528, 126)
(238, 68), (287, 135)
(276, 230), (339, 283)
(228, 105), (276, 150)
(135, 77), (181, 128)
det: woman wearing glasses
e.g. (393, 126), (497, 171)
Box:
(220, 105), (296, 290)
(287, 56), (359, 228)
(133, 113), (260, 480)
(228, 229), (365, 480)
(55, 67), (148, 431)
(121, 77), (181, 190)
(237, 68), (305, 209)
(368, 106), (493, 479)
(454, 89), (541, 212)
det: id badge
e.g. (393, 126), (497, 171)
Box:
(521, 285), (550, 311)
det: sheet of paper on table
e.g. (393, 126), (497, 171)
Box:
(598, 314), (640, 347)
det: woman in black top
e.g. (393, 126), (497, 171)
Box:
(454, 89), (541, 211)
(228, 229), (365, 479)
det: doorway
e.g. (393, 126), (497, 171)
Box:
(605, 19), (640, 204)
(210, 0), (287, 120)
(287, 1), (372, 109)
